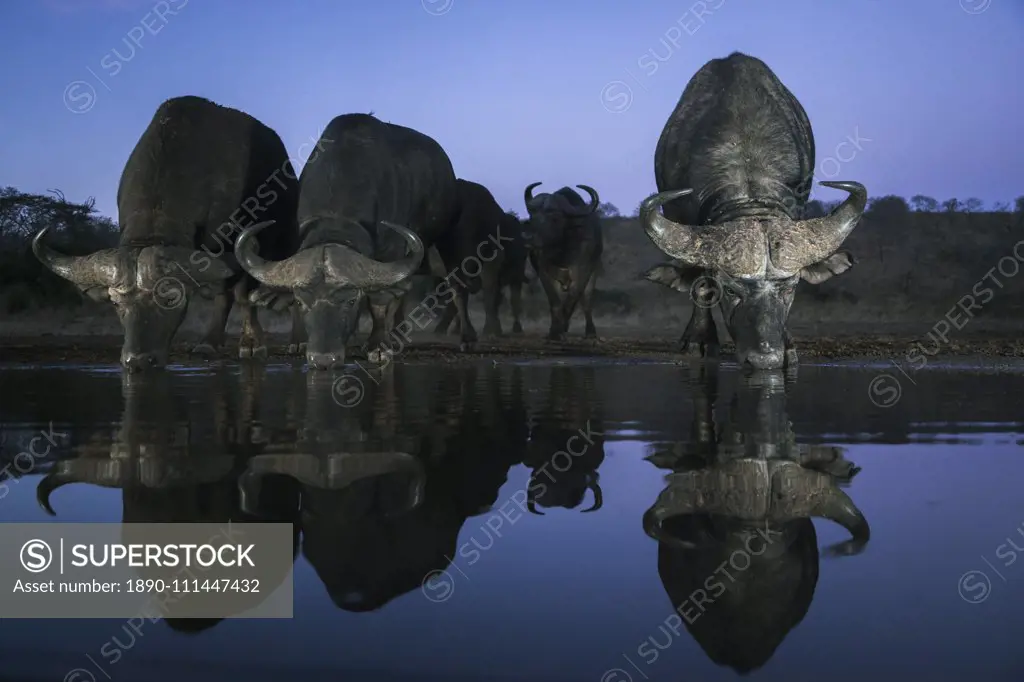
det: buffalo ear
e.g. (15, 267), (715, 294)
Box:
(249, 287), (295, 312)
(642, 262), (701, 293)
(800, 250), (856, 284)
(195, 284), (219, 301)
(82, 286), (111, 303)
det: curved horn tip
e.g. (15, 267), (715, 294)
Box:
(238, 220), (276, 241)
(36, 480), (60, 517)
(524, 182), (543, 206)
(641, 188), (694, 212)
(32, 225), (52, 249)
(824, 539), (869, 557)
(660, 188), (695, 202)
(235, 221), (273, 257)
(819, 180), (866, 194)
(575, 184), (601, 213)
(31, 225), (68, 266)
(582, 482), (603, 512)
(380, 220), (423, 245)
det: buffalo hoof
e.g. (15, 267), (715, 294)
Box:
(239, 344), (268, 360)
(458, 341), (474, 353)
(287, 342), (307, 356)
(546, 332), (565, 342)
(511, 322), (523, 335)
(191, 343), (218, 356)
(367, 348), (392, 365)
(678, 334), (718, 358)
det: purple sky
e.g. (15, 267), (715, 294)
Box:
(0, 0), (1021, 220)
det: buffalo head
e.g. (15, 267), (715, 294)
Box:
(234, 219), (424, 370)
(526, 469), (602, 514)
(640, 182), (866, 369)
(32, 227), (236, 371)
(522, 182), (600, 250)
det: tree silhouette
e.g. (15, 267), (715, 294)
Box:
(802, 200), (827, 218)
(597, 202), (620, 218)
(910, 195), (939, 212)
(867, 195), (911, 220)
(942, 198), (961, 213)
(963, 198), (984, 213)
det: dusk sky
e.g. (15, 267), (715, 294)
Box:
(0, 0), (1021, 220)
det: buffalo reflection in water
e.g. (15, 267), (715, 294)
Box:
(237, 364), (530, 612)
(523, 366), (605, 515)
(34, 366), (301, 634)
(642, 367), (870, 674)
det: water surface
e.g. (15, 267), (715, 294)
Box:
(1, 359), (1022, 682)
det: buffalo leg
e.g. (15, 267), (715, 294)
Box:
(433, 302), (456, 335)
(537, 269), (565, 340)
(287, 305), (307, 355)
(560, 265), (595, 338)
(192, 282), (234, 355)
(509, 281), (524, 334)
(236, 278), (268, 359)
(679, 303), (719, 358)
(366, 291), (407, 364)
(481, 264), (503, 337)
(784, 326), (798, 367)
(365, 292), (389, 361)
(435, 241), (478, 350)
(581, 271), (598, 339)
(385, 294), (402, 336)
(453, 285), (477, 350)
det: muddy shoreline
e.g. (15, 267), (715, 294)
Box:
(2, 332), (1024, 365)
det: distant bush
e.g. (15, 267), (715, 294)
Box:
(0, 187), (118, 311)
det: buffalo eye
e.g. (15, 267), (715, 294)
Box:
(293, 290), (315, 310)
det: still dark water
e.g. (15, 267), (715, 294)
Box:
(1, 357), (1023, 682)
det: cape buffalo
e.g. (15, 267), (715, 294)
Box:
(522, 183), (603, 340)
(523, 366), (605, 514)
(235, 363), (527, 611)
(642, 369), (868, 672)
(32, 96), (303, 371)
(641, 52), (867, 369)
(34, 368), (301, 633)
(430, 181), (525, 338)
(497, 211), (530, 334)
(235, 114), (484, 370)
